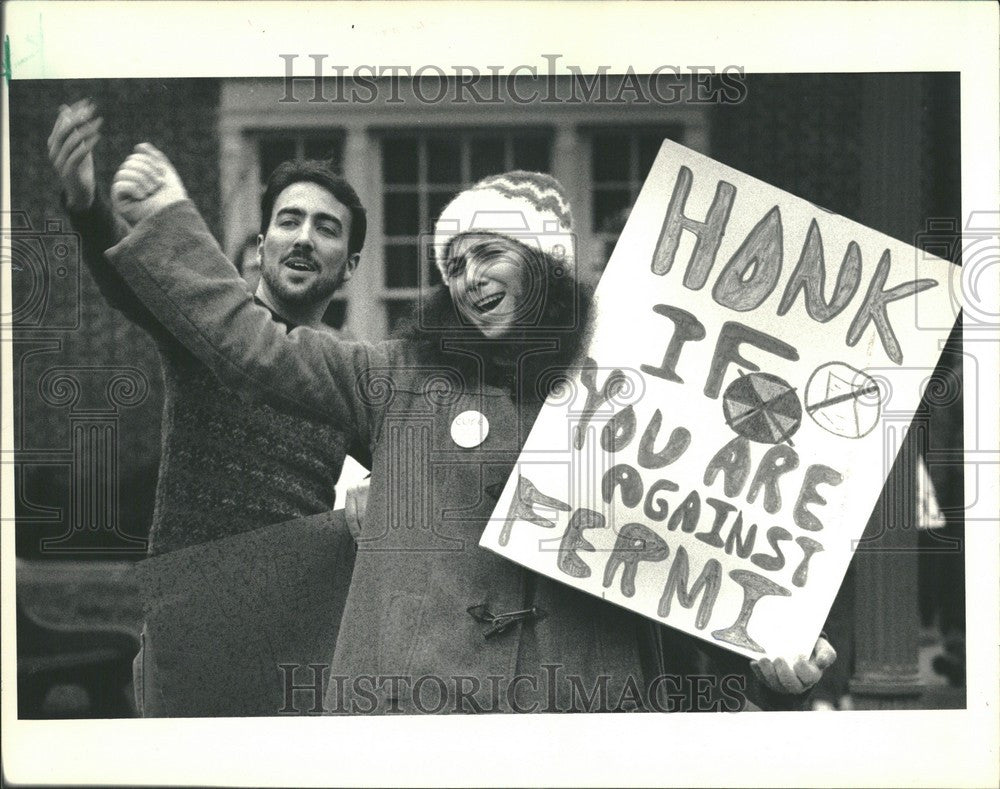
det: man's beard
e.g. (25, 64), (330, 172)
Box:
(260, 262), (343, 306)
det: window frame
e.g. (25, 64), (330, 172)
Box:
(374, 127), (556, 331)
(219, 79), (710, 340)
(581, 124), (688, 266)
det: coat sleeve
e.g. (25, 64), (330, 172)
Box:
(65, 188), (173, 341)
(105, 199), (388, 450)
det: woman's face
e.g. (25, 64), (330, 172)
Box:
(445, 234), (543, 338)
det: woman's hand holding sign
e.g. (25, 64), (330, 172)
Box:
(751, 635), (837, 695)
(111, 143), (188, 226)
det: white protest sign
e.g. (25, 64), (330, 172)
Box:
(481, 139), (962, 660)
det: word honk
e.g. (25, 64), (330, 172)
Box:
(652, 165), (939, 364)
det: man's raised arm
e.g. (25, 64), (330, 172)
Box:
(105, 144), (384, 450)
(47, 101), (164, 334)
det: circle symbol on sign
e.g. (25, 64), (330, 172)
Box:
(451, 410), (490, 448)
(804, 362), (883, 439)
(722, 372), (802, 445)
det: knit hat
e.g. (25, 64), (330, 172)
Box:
(433, 171), (576, 282)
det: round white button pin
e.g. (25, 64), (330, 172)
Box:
(450, 410), (490, 448)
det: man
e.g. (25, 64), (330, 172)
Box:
(47, 100), (369, 716)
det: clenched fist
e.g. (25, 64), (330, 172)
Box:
(111, 143), (188, 226)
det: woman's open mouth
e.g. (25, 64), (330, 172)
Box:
(473, 292), (505, 313)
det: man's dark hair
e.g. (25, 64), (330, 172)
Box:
(259, 159), (367, 255)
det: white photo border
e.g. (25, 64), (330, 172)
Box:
(2, 2), (997, 787)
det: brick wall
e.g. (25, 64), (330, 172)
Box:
(711, 73), (960, 247)
(10, 79), (222, 557)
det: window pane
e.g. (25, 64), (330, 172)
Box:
(384, 244), (419, 289)
(259, 138), (296, 182)
(428, 190), (453, 225)
(512, 136), (551, 172)
(384, 192), (420, 236)
(593, 188), (632, 233)
(591, 134), (629, 182)
(304, 137), (343, 169)
(382, 138), (419, 184)
(386, 300), (417, 332)
(470, 137), (505, 180)
(415, 230), (441, 287)
(427, 138), (462, 184)
(426, 251), (443, 287)
(322, 300), (348, 330)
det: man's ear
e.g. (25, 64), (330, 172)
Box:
(255, 234), (265, 262)
(342, 252), (361, 283)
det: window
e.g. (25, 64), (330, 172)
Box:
(379, 130), (552, 331)
(220, 81), (709, 342)
(589, 127), (684, 263)
(257, 132), (345, 184)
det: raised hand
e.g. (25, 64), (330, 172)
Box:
(111, 143), (188, 226)
(751, 635), (837, 695)
(47, 99), (103, 211)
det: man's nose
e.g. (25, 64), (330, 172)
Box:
(294, 222), (315, 248)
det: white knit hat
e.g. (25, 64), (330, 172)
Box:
(433, 171), (576, 282)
